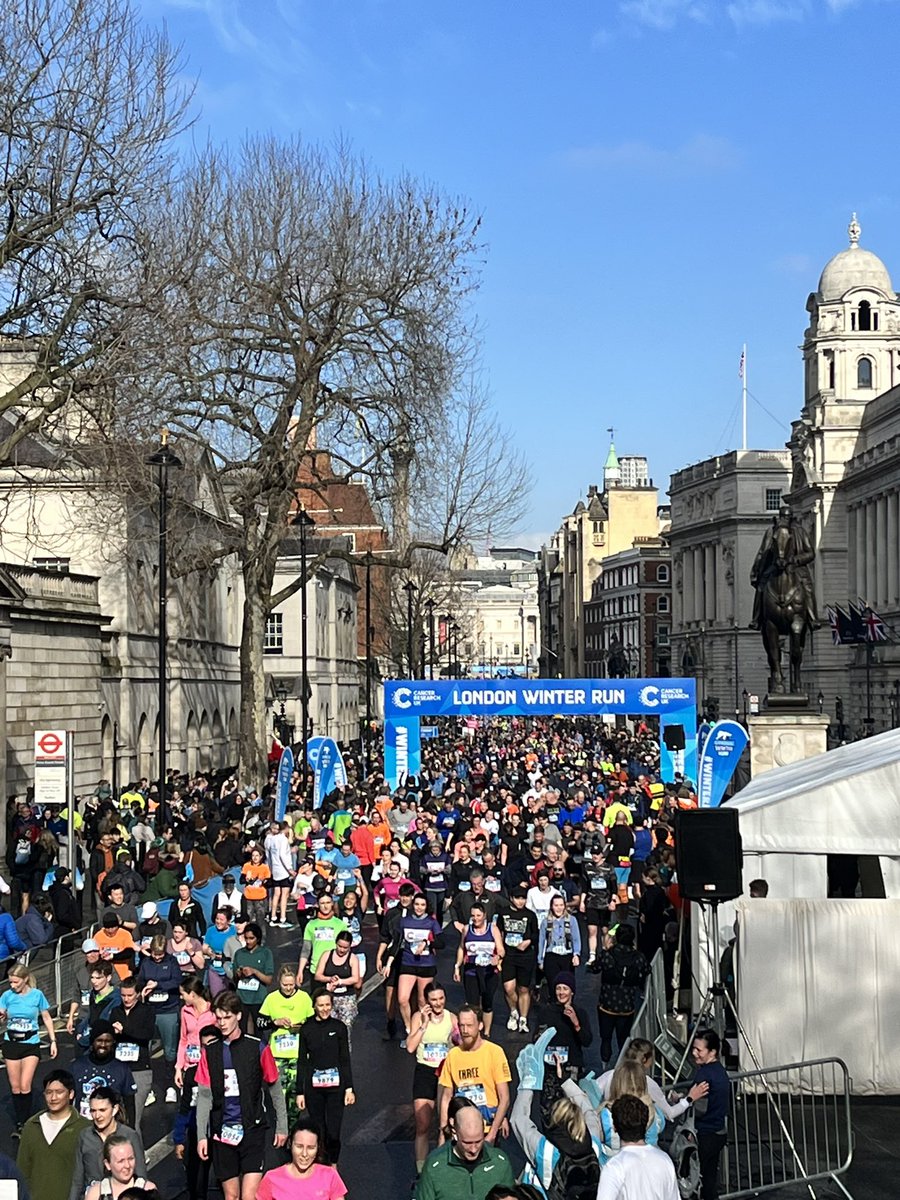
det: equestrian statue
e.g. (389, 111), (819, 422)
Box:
(749, 504), (820, 695)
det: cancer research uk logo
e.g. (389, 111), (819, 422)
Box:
(638, 685), (692, 709)
(390, 684), (442, 711)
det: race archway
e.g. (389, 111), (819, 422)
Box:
(383, 676), (697, 789)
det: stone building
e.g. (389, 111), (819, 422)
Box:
(788, 215), (900, 732)
(583, 538), (672, 679)
(667, 450), (791, 719)
(539, 443), (662, 677)
(451, 547), (540, 675)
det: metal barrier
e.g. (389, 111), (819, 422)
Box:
(1, 920), (99, 1018)
(722, 1057), (854, 1200)
(628, 956), (855, 1200)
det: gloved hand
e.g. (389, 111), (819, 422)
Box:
(516, 1027), (556, 1092)
(578, 1071), (604, 1110)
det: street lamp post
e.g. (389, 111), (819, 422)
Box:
(519, 605), (525, 670)
(403, 581), (418, 676)
(424, 598), (436, 680)
(364, 551), (373, 777)
(444, 613), (453, 677)
(146, 429), (182, 831)
(291, 507), (315, 788)
(451, 622), (460, 678)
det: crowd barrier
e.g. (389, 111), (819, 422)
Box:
(1, 921), (99, 1017)
(626, 953), (855, 1199)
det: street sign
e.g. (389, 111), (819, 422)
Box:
(34, 729), (68, 805)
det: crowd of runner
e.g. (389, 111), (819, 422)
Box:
(0, 717), (733, 1200)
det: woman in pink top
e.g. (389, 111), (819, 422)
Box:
(174, 975), (215, 1088)
(257, 1118), (346, 1199)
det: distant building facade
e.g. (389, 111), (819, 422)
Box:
(451, 547), (540, 675)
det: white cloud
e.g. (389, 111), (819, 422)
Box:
(565, 133), (741, 175)
(618, 0), (712, 29)
(727, 0), (810, 24)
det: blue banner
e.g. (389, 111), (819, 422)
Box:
(697, 719), (749, 809)
(275, 746), (294, 823)
(305, 736), (325, 769)
(697, 722), (712, 763)
(313, 737), (348, 810)
(384, 717), (422, 790)
(383, 677), (696, 718)
(382, 677), (694, 788)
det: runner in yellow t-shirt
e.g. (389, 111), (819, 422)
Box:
(437, 1005), (511, 1144)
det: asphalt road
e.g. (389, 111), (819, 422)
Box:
(3, 916), (896, 1200)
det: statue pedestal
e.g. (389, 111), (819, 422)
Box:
(748, 711), (830, 777)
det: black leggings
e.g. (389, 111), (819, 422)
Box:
(598, 1010), (635, 1063)
(305, 1087), (345, 1163)
(463, 966), (499, 1013)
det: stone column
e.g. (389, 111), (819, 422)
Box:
(848, 506), (858, 597)
(876, 494), (888, 606)
(889, 492), (899, 606)
(856, 504), (867, 607)
(704, 545), (715, 623)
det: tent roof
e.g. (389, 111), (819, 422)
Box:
(730, 727), (900, 856)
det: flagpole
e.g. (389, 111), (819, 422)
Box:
(742, 342), (748, 451)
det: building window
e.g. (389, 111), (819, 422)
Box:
(657, 595), (669, 613)
(33, 556), (70, 573)
(657, 623), (670, 646)
(657, 564), (669, 583)
(858, 300), (872, 332)
(264, 612), (284, 654)
(765, 488), (782, 512)
(858, 357), (873, 389)
(513, 642), (520, 656)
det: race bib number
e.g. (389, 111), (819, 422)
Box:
(466, 942), (492, 967)
(311, 1068), (340, 1089)
(457, 1082), (487, 1107)
(457, 881), (471, 892)
(185, 1043), (201, 1065)
(274, 1033), (299, 1055)
(544, 1045), (569, 1065)
(314, 928), (333, 940)
(404, 929), (429, 945)
(485, 878), (501, 892)
(116, 1042), (140, 1062)
(8, 1018), (33, 1035)
(422, 1041), (449, 1066)
(385, 898), (399, 910)
(591, 878), (607, 890)
(238, 976), (260, 992)
(212, 955), (224, 971)
(505, 933), (523, 948)
(216, 1123), (244, 1146)
(176, 950), (191, 965)
(149, 990), (168, 1002)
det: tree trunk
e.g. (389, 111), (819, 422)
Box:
(238, 560), (272, 783)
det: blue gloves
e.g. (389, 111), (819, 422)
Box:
(516, 1026), (557, 1092)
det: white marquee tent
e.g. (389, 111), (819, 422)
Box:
(730, 726), (900, 897)
(718, 729), (900, 1093)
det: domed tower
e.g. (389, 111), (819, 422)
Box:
(802, 213), (900, 409)
(789, 216), (900, 706)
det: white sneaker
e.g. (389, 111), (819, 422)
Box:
(144, 1091), (156, 1107)
(165, 1087), (178, 1103)
(587, 953), (596, 966)
(518, 1014), (529, 1033)
(507, 1012), (519, 1031)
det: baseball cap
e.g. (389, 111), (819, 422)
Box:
(140, 902), (158, 919)
(82, 938), (100, 953)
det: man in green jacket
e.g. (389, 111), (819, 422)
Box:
(18, 1069), (89, 1200)
(417, 1105), (516, 1200)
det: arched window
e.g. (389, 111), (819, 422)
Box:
(858, 300), (872, 331)
(657, 564), (670, 583)
(858, 357), (873, 389)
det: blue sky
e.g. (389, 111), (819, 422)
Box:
(140, 0), (900, 545)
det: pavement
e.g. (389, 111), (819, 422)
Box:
(3, 915), (897, 1199)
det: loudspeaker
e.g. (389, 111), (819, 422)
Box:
(662, 723), (686, 751)
(675, 808), (743, 902)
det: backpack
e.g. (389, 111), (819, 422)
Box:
(546, 1147), (600, 1200)
(618, 949), (645, 988)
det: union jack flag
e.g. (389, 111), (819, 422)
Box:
(863, 605), (888, 643)
(827, 606), (841, 645)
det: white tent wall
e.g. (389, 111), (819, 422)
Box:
(735, 897), (900, 1095)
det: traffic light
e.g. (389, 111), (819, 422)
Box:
(704, 696), (720, 723)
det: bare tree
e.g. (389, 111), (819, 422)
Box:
(0, 0), (190, 454)
(119, 136), (484, 776)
